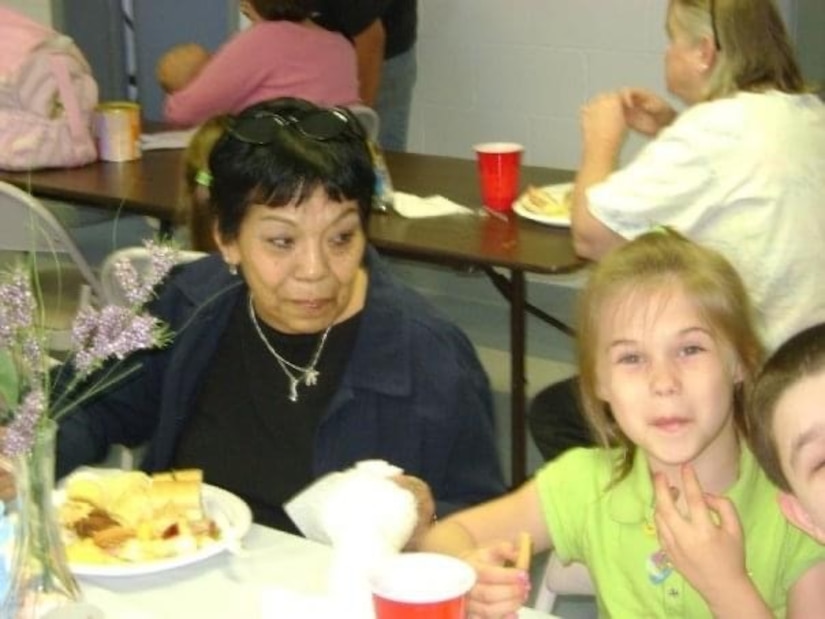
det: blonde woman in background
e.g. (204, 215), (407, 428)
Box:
(530, 0), (825, 463)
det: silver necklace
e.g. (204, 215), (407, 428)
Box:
(247, 294), (332, 402)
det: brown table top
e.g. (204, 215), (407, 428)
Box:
(377, 152), (581, 274)
(0, 150), (185, 221)
(0, 149), (583, 275)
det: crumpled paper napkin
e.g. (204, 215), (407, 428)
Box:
(392, 191), (475, 218)
(281, 460), (419, 619)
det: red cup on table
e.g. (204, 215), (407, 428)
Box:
(371, 553), (476, 619)
(473, 142), (524, 213)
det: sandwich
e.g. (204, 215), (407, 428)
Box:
(59, 468), (217, 564)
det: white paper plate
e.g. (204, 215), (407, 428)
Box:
(58, 481), (252, 577)
(512, 183), (572, 227)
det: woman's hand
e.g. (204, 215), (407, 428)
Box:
(619, 88), (677, 136)
(391, 474), (436, 549)
(653, 466), (771, 617)
(462, 541), (531, 619)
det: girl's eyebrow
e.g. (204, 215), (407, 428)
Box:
(607, 326), (711, 349)
(607, 339), (636, 350)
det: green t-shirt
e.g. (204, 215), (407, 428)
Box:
(536, 446), (825, 618)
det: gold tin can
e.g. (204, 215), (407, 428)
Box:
(94, 101), (142, 162)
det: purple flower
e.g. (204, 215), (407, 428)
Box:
(1, 241), (175, 453)
(113, 240), (179, 307)
(0, 269), (36, 348)
(3, 389), (45, 457)
(71, 305), (166, 375)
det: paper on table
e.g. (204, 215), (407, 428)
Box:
(140, 129), (198, 151)
(392, 191), (475, 218)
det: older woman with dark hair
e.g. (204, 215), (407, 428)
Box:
(530, 0), (825, 462)
(157, 0), (359, 126)
(56, 98), (506, 538)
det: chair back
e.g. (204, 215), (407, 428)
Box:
(0, 180), (102, 293)
(100, 245), (206, 307)
(533, 552), (595, 612)
(347, 104), (380, 142)
(0, 180), (103, 350)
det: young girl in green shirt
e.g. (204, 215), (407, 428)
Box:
(420, 229), (825, 618)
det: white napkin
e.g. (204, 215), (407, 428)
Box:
(284, 460), (414, 546)
(139, 130), (198, 151)
(283, 460), (419, 619)
(392, 191), (475, 218)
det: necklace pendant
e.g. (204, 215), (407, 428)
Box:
(288, 378), (299, 402)
(305, 369), (319, 386)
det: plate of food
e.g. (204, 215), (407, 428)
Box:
(512, 182), (573, 227)
(57, 468), (252, 577)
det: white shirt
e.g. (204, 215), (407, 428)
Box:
(588, 91), (825, 351)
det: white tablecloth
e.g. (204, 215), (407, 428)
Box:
(81, 525), (560, 619)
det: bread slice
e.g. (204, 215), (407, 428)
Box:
(149, 469), (205, 521)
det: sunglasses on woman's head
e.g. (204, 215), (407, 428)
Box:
(227, 108), (366, 145)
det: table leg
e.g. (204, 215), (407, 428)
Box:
(510, 270), (527, 487)
(475, 267), (576, 486)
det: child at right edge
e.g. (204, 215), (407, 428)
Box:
(419, 229), (825, 618)
(748, 322), (825, 545)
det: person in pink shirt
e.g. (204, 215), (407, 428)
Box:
(156, 0), (359, 127)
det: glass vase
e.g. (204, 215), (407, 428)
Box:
(2, 420), (82, 618)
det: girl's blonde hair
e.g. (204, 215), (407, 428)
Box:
(669, 0), (806, 101)
(180, 116), (228, 252)
(577, 229), (764, 481)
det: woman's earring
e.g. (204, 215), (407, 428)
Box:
(227, 262), (238, 276)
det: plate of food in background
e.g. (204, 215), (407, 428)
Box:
(512, 182), (573, 227)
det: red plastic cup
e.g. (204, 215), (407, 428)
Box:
(371, 553), (476, 619)
(473, 142), (524, 212)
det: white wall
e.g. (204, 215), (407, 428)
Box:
(409, 0), (670, 169)
(409, 0), (809, 170)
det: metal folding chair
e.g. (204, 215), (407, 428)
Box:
(347, 104), (381, 143)
(99, 245), (206, 307)
(533, 552), (595, 613)
(0, 180), (103, 352)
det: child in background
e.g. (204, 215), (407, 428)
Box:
(420, 229), (825, 618)
(179, 117), (227, 252)
(748, 322), (825, 545)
